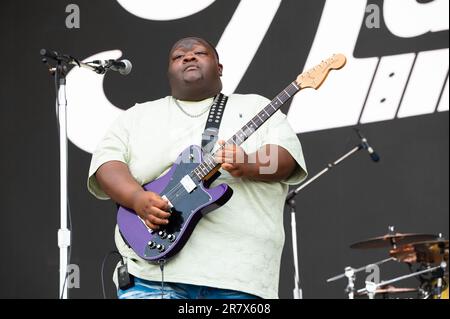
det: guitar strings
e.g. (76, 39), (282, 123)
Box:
(160, 143), (228, 201)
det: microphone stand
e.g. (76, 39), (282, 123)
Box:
(41, 51), (70, 299)
(40, 49), (107, 299)
(286, 141), (370, 299)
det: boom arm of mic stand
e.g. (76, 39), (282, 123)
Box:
(286, 144), (363, 299)
(66, 58), (106, 74)
(286, 145), (362, 202)
(74, 60), (106, 74)
(40, 49), (105, 74)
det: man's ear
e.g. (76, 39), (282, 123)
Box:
(218, 63), (223, 76)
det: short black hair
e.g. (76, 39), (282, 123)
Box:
(170, 37), (220, 62)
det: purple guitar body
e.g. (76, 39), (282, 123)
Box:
(117, 145), (233, 262)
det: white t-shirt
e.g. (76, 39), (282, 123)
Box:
(88, 93), (307, 299)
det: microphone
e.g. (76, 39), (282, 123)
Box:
(355, 129), (380, 162)
(103, 59), (133, 75)
(89, 59), (133, 75)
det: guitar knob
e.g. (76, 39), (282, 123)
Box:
(156, 244), (165, 252)
(158, 231), (168, 239)
(147, 241), (156, 249)
(167, 234), (176, 242)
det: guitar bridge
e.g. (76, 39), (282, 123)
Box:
(161, 195), (174, 209)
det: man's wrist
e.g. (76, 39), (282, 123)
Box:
(242, 162), (259, 178)
(129, 188), (145, 211)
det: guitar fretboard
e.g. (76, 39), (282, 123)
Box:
(191, 81), (300, 181)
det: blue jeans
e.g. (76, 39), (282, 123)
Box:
(118, 277), (261, 299)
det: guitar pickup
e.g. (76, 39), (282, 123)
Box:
(180, 175), (197, 193)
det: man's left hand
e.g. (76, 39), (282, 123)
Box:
(214, 140), (253, 178)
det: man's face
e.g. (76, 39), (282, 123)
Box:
(168, 38), (223, 90)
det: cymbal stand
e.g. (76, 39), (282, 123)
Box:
(344, 267), (356, 299)
(365, 281), (377, 299)
(327, 257), (394, 283)
(327, 257), (394, 299)
(357, 262), (447, 297)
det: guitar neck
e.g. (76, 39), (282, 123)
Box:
(225, 81), (300, 147)
(190, 53), (347, 182)
(192, 81), (301, 181)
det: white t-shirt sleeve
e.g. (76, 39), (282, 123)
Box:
(87, 108), (133, 199)
(254, 96), (308, 185)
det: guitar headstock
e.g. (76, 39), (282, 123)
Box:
(296, 54), (347, 90)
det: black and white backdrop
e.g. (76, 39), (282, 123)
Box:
(0, 0), (448, 299)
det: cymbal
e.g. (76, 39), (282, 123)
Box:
(357, 285), (418, 296)
(391, 240), (449, 264)
(350, 233), (439, 249)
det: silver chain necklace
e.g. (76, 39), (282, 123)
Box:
(174, 95), (218, 118)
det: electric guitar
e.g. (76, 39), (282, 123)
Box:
(117, 54), (347, 262)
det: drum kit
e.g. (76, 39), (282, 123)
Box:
(327, 226), (448, 299)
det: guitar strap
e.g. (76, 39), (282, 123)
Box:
(201, 93), (228, 154)
(154, 95), (228, 287)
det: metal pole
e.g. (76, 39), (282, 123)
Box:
(56, 65), (70, 299)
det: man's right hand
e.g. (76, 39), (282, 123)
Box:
(131, 190), (171, 230)
(95, 161), (171, 230)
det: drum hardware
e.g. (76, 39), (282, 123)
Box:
(326, 257), (395, 299)
(329, 227), (448, 299)
(390, 239), (449, 265)
(327, 257), (395, 283)
(365, 281), (377, 299)
(345, 267), (356, 299)
(415, 262), (448, 299)
(356, 262), (446, 298)
(356, 285), (418, 299)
